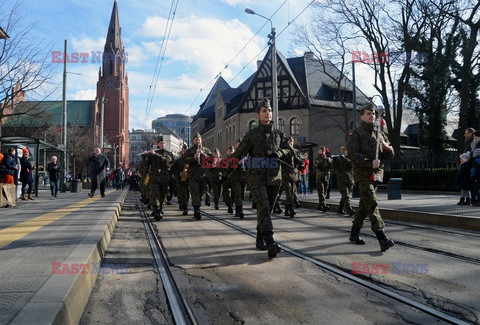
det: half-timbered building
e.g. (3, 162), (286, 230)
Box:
(191, 50), (370, 156)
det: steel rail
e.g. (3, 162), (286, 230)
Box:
(203, 210), (471, 325)
(135, 193), (197, 325)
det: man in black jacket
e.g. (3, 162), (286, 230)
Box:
(88, 147), (110, 198)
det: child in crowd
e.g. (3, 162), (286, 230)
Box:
(456, 153), (472, 205)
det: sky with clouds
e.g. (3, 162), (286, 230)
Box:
(12, 0), (378, 131)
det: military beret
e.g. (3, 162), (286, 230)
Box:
(193, 132), (202, 139)
(156, 135), (164, 142)
(257, 98), (271, 109)
(361, 102), (376, 112)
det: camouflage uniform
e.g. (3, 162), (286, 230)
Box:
(171, 149), (189, 215)
(332, 153), (354, 215)
(138, 153), (150, 205)
(222, 152), (235, 213)
(147, 147), (174, 220)
(280, 146), (304, 217)
(346, 104), (395, 251)
(314, 152), (332, 211)
(183, 139), (212, 219)
(208, 154), (223, 210)
(230, 157), (248, 218)
(233, 119), (292, 257)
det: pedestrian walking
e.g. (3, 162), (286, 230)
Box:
(233, 98), (293, 258)
(47, 156), (62, 197)
(346, 103), (395, 252)
(88, 147), (110, 198)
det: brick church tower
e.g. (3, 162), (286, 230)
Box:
(95, 0), (129, 168)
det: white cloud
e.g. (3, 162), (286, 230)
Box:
(71, 89), (96, 100)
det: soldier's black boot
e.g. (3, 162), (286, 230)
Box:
(338, 203), (345, 215)
(255, 233), (267, 251)
(349, 224), (365, 245)
(320, 203), (329, 213)
(227, 205), (233, 214)
(288, 205), (296, 218)
(274, 204), (283, 214)
(457, 197), (465, 205)
(158, 205), (164, 219)
(205, 197), (210, 206)
(214, 201), (219, 210)
(294, 199), (300, 208)
(284, 205), (290, 217)
(347, 206), (355, 217)
(251, 200), (256, 209)
(375, 230), (395, 252)
(263, 232), (281, 259)
(465, 197), (471, 206)
(153, 206), (161, 221)
(235, 206), (244, 219)
(193, 206), (201, 220)
(182, 205), (188, 216)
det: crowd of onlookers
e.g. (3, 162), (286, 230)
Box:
(456, 128), (480, 206)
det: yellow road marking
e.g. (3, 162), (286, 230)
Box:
(0, 190), (114, 249)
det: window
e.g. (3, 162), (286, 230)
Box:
(278, 118), (285, 132)
(290, 118), (300, 135)
(249, 120), (258, 130)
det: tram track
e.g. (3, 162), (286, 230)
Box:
(200, 209), (472, 325)
(135, 192), (197, 325)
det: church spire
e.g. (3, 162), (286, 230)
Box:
(103, 0), (124, 77)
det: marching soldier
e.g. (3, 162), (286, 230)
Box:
(280, 136), (304, 218)
(233, 98), (293, 258)
(138, 152), (151, 207)
(208, 148), (223, 210)
(171, 144), (189, 215)
(222, 146), (235, 214)
(230, 139), (248, 219)
(332, 146), (355, 216)
(183, 133), (212, 220)
(346, 103), (395, 252)
(147, 135), (174, 221)
(314, 146), (332, 212)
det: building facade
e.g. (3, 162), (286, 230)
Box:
(152, 114), (192, 147)
(191, 50), (370, 156)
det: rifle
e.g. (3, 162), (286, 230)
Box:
(373, 105), (384, 182)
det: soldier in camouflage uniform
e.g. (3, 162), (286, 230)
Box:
(171, 144), (189, 215)
(147, 136), (174, 221)
(138, 152), (151, 207)
(230, 139), (248, 219)
(233, 98), (293, 259)
(208, 148), (223, 210)
(222, 146), (235, 214)
(183, 133), (212, 220)
(332, 146), (355, 216)
(279, 136), (304, 218)
(346, 103), (395, 252)
(314, 146), (332, 212)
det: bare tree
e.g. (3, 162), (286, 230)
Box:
(0, 0), (58, 137)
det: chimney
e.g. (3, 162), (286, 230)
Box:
(304, 51), (314, 60)
(257, 60), (262, 70)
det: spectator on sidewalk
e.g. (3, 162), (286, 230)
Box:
(299, 152), (310, 195)
(456, 153), (472, 205)
(47, 156), (62, 197)
(464, 128), (475, 153)
(88, 147), (110, 198)
(19, 148), (35, 200)
(2, 148), (19, 184)
(470, 148), (480, 206)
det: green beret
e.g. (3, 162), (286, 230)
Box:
(193, 132), (201, 139)
(156, 135), (164, 142)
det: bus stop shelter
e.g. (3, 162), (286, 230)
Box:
(0, 136), (65, 197)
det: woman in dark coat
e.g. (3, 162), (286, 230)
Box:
(19, 148), (35, 200)
(88, 147), (110, 198)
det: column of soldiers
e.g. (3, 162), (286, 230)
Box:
(133, 100), (394, 255)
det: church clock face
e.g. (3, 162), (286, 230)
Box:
(107, 81), (113, 88)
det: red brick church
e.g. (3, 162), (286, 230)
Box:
(94, 0), (130, 167)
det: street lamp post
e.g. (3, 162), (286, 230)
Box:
(245, 8), (278, 126)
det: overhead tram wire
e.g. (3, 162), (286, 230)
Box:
(143, 0), (180, 129)
(184, 0), (289, 115)
(185, 0), (315, 114)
